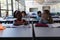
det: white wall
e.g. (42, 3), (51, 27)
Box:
(25, 0), (60, 13)
(25, 0), (43, 13)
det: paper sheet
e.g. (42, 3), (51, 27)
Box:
(2, 24), (31, 28)
(48, 23), (60, 28)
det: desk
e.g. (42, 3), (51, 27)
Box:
(53, 18), (60, 23)
(34, 27), (60, 37)
(0, 26), (32, 40)
(53, 18), (60, 21)
(34, 27), (60, 40)
(51, 16), (59, 18)
(0, 18), (16, 24)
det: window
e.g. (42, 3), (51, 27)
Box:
(0, 0), (12, 17)
(0, 0), (17, 17)
(8, 0), (12, 16)
(0, 0), (25, 17)
(1, 11), (6, 17)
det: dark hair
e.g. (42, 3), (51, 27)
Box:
(16, 11), (22, 20)
(21, 11), (26, 15)
(37, 11), (41, 14)
(13, 10), (17, 18)
(17, 11), (20, 14)
(43, 10), (50, 15)
(37, 11), (41, 17)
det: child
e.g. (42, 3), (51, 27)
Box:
(37, 11), (41, 21)
(40, 10), (53, 24)
(14, 11), (28, 26)
(21, 11), (27, 18)
(13, 10), (18, 18)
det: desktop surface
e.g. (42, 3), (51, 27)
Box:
(0, 27), (32, 37)
(34, 27), (60, 37)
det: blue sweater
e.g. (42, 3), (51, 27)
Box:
(36, 16), (41, 21)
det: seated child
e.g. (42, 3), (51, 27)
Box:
(14, 11), (28, 26)
(40, 10), (53, 24)
(37, 11), (41, 21)
(21, 11), (27, 18)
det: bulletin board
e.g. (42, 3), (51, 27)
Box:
(29, 8), (38, 12)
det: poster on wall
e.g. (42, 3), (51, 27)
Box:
(29, 8), (38, 12)
(42, 6), (50, 10)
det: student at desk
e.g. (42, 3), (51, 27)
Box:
(40, 10), (53, 24)
(14, 11), (28, 26)
(37, 11), (41, 21)
(21, 11), (30, 22)
(21, 11), (28, 18)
